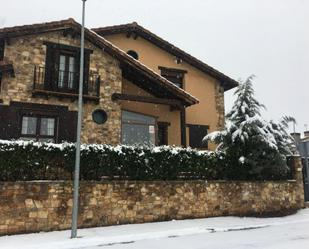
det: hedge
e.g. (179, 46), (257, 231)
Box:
(0, 140), (291, 181)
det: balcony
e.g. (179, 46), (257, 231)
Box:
(32, 66), (101, 102)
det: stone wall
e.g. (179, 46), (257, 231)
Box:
(215, 83), (225, 131)
(0, 158), (304, 236)
(0, 31), (122, 144)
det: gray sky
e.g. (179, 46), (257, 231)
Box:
(1, 0), (308, 134)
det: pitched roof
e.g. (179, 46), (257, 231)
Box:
(0, 19), (198, 106)
(92, 22), (239, 91)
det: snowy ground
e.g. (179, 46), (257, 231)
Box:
(1, 209), (309, 249)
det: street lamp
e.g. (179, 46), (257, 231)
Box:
(71, 0), (87, 239)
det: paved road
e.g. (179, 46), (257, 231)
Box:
(85, 219), (309, 249)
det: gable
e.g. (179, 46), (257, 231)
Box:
(93, 23), (238, 91)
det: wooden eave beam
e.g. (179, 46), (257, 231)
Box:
(112, 93), (183, 108)
(32, 89), (99, 103)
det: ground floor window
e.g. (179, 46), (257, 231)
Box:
(20, 115), (57, 142)
(121, 110), (156, 146)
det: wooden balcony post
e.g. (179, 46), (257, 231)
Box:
(96, 75), (100, 97)
(33, 65), (37, 90)
(180, 105), (186, 147)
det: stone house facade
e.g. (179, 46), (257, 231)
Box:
(0, 19), (237, 148)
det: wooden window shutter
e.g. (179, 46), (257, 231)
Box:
(158, 122), (169, 146)
(0, 39), (4, 61)
(83, 52), (90, 95)
(74, 51), (90, 94)
(44, 44), (60, 91)
(58, 110), (78, 142)
(188, 124), (209, 149)
(0, 105), (20, 140)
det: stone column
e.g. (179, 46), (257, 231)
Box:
(289, 155), (305, 207)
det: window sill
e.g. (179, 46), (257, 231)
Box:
(32, 89), (100, 103)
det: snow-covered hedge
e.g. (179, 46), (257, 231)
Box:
(0, 140), (292, 181)
(0, 140), (226, 181)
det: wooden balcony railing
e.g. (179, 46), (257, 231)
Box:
(33, 66), (101, 101)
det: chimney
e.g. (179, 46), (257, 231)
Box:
(304, 131), (309, 138)
(290, 133), (301, 146)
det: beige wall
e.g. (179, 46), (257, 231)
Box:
(121, 79), (181, 145)
(104, 34), (225, 149)
(0, 31), (122, 144)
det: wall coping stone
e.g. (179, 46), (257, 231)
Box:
(0, 179), (298, 184)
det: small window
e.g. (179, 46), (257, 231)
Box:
(21, 117), (37, 135)
(127, 50), (139, 60)
(159, 67), (186, 89)
(92, 109), (108, 124)
(188, 124), (209, 149)
(20, 115), (57, 142)
(122, 110), (156, 146)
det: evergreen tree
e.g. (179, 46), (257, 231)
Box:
(204, 76), (293, 180)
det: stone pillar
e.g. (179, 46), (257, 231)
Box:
(290, 155), (303, 181)
(289, 155), (305, 207)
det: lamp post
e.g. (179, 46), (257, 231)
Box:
(71, 0), (86, 239)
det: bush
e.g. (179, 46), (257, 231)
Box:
(0, 140), (291, 181)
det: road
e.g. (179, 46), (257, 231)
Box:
(2, 209), (309, 249)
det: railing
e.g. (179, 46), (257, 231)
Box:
(33, 66), (101, 98)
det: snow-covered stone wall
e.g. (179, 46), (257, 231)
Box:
(0, 157), (304, 236)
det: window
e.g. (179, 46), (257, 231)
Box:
(58, 53), (76, 89)
(122, 110), (156, 145)
(158, 122), (169, 146)
(187, 124), (209, 149)
(159, 67), (187, 88)
(43, 42), (92, 94)
(127, 50), (139, 60)
(20, 115), (57, 142)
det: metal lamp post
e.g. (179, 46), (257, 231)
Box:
(71, 0), (87, 239)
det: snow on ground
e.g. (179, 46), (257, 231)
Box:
(1, 209), (309, 249)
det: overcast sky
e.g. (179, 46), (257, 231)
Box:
(1, 0), (308, 134)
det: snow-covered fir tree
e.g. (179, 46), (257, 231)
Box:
(204, 76), (294, 180)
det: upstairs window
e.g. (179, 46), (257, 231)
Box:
(21, 115), (57, 142)
(159, 66), (187, 89)
(58, 53), (76, 89)
(43, 42), (91, 93)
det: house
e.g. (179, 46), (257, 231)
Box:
(0, 19), (237, 149)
